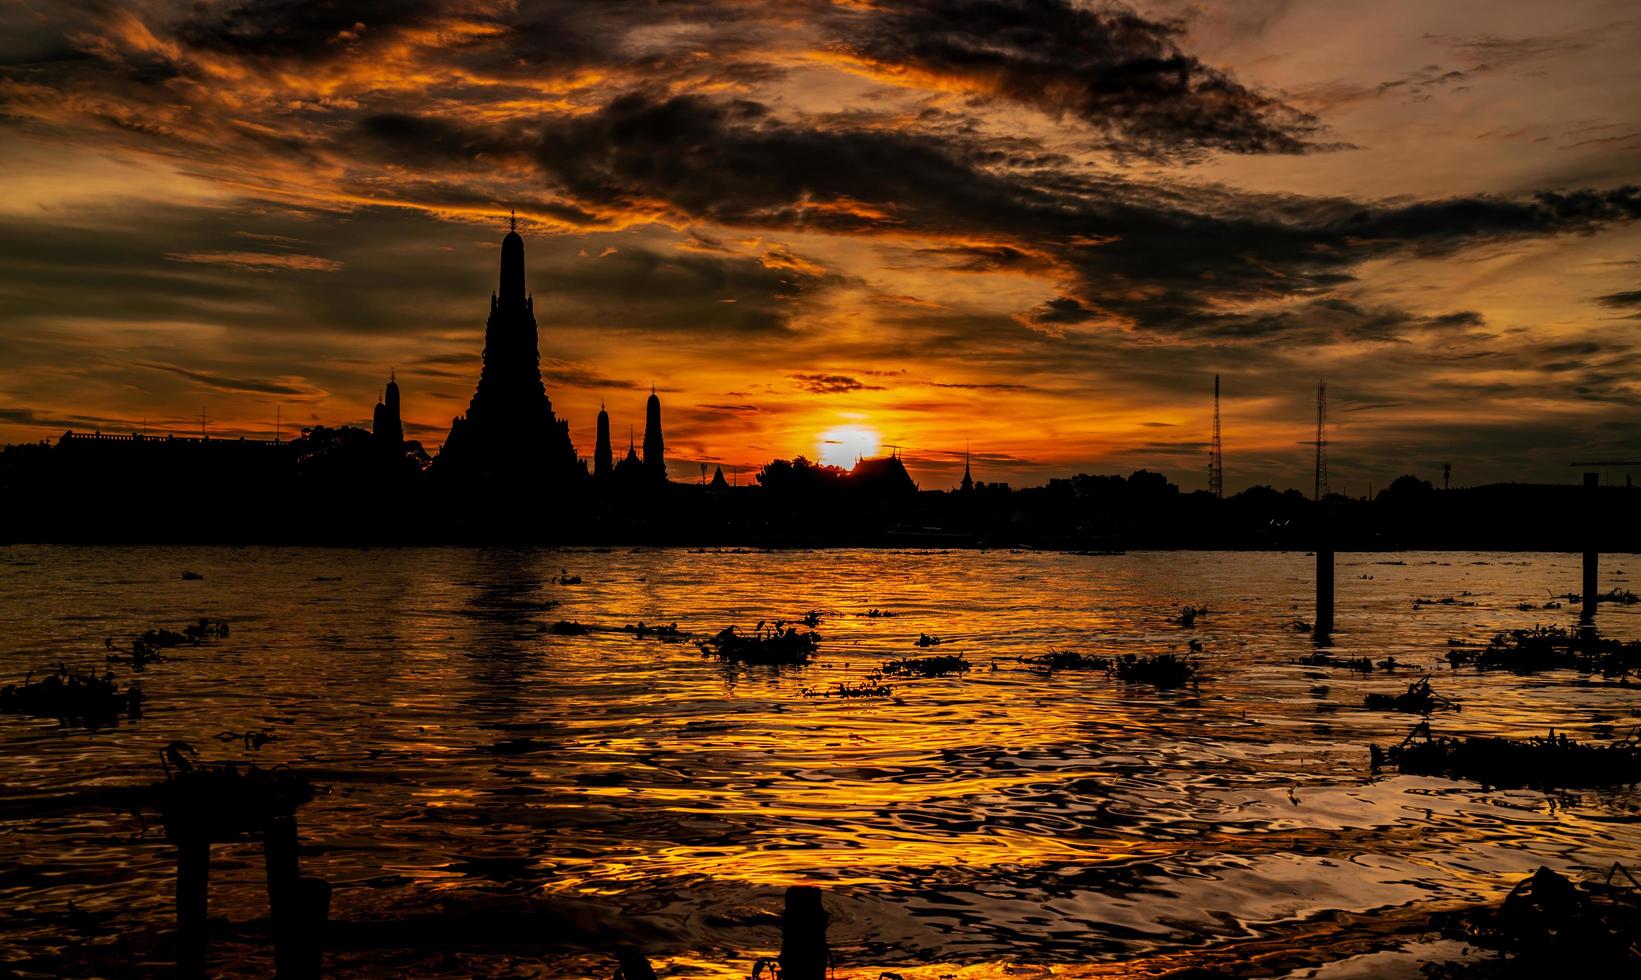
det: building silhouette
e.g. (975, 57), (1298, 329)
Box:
(593, 401), (613, 479)
(436, 218), (581, 484)
(614, 425), (643, 481)
(372, 371), (403, 452)
(643, 387), (666, 480)
(960, 445), (974, 493)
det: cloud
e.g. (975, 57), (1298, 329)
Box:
(1595, 289), (1641, 315)
(827, 0), (1334, 159)
(165, 250), (344, 272)
(138, 362), (328, 399)
(789, 373), (886, 394)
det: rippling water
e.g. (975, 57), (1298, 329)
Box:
(2, 546), (1638, 977)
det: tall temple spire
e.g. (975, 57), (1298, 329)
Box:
(374, 371), (403, 451)
(960, 442), (974, 493)
(594, 400), (613, 479)
(643, 387), (666, 480)
(499, 215), (526, 308)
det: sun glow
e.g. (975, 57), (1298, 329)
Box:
(817, 425), (880, 469)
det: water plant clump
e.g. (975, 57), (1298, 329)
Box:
(1446, 625), (1641, 676)
(622, 622), (682, 640)
(1022, 650), (1111, 672)
(915, 633), (942, 647)
(1178, 605), (1208, 628)
(183, 618), (230, 641)
(150, 741), (316, 840)
(1412, 595), (1477, 607)
(1297, 652), (1374, 672)
(862, 608), (897, 618)
(0, 667), (142, 723)
(1370, 724), (1641, 789)
(881, 654), (970, 678)
(1362, 675), (1459, 714)
(801, 610), (822, 627)
(548, 620), (590, 636)
(699, 623), (820, 666)
(802, 681), (894, 699)
(1108, 653), (1198, 688)
(1424, 866), (1641, 977)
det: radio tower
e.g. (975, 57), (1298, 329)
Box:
(1208, 375), (1224, 498)
(1313, 381), (1328, 501)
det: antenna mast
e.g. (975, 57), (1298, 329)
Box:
(1209, 374), (1224, 498)
(1313, 381), (1328, 501)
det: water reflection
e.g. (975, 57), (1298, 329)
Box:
(0, 546), (1638, 976)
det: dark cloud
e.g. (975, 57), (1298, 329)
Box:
(1595, 289), (1641, 315)
(512, 91), (1641, 339)
(830, 0), (1332, 159)
(139, 362), (326, 398)
(789, 374), (886, 394)
(540, 359), (641, 391)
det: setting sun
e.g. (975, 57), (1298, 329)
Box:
(817, 425), (880, 469)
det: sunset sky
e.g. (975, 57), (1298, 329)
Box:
(2, 0), (1639, 492)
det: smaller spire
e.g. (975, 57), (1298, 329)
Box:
(389, 367), (396, 383)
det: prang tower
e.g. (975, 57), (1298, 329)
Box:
(439, 216), (580, 483)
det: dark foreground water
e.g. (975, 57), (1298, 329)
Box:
(1, 546), (1638, 977)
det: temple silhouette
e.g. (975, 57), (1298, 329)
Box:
(435, 215), (583, 488)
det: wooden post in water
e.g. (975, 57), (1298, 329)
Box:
(1582, 471), (1599, 625)
(264, 816), (329, 978)
(1315, 545), (1335, 641)
(779, 886), (829, 980)
(175, 833), (210, 979)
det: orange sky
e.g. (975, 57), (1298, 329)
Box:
(1, 0), (1638, 491)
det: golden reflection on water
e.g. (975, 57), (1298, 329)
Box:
(1, 546), (1638, 976)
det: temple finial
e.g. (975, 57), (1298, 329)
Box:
(509, 208), (517, 233)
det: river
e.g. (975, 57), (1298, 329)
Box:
(1, 546), (1637, 977)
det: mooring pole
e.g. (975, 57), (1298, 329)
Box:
(264, 816), (329, 978)
(779, 886), (829, 980)
(1315, 529), (1335, 642)
(176, 833), (210, 979)
(1582, 471), (1599, 625)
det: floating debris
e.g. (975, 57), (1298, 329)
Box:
(621, 621), (682, 641)
(1446, 625), (1641, 676)
(548, 621), (590, 636)
(1178, 605), (1208, 628)
(915, 633), (942, 647)
(699, 624), (820, 666)
(1022, 650), (1110, 672)
(862, 609), (897, 618)
(1412, 596), (1477, 607)
(0, 667), (142, 723)
(1288, 619), (1314, 633)
(183, 618), (229, 641)
(881, 654), (970, 678)
(1298, 652), (1374, 672)
(1371, 724), (1641, 788)
(213, 729), (277, 751)
(1108, 652), (1198, 688)
(1425, 866), (1641, 977)
(180, 570), (204, 581)
(802, 681), (894, 699)
(555, 572), (583, 585)
(1362, 676), (1459, 714)
(1599, 588), (1640, 605)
